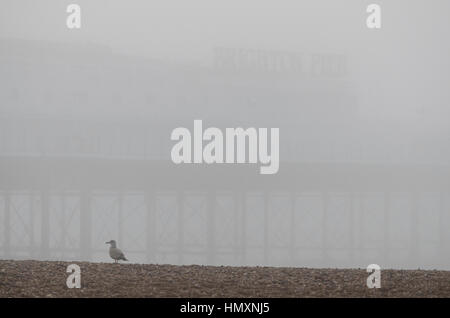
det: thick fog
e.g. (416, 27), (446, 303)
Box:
(1, 0), (450, 269)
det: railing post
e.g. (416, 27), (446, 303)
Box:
(240, 192), (247, 264)
(410, 192), (419, 264)
(349, 193), (356, 265)
(263, 192), (269, 265)
(439, 193), (446, 266)
(29, 192), (35, 258)
(177, 191), (184, 264)
(206, 191), (216, 265)
(60, 193), (66, 258)
(289, 192), (296, 265)
(4, 192), (11, 258)
(322, 192), (329, 263)
(358, 193), (365, 263)
(146, 190), (157, 263)
(80, 190), (92, 261)
(40, 190), (50, 259)
(383, 192), (391, 265)
(233, 191), (240, 263)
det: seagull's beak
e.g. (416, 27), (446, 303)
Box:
(105, 241), (110, 244)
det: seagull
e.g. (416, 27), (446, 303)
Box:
(105, 240), (128, 263)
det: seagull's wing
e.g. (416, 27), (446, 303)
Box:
(110, 247), (126, 260)
(116, 248), (128, 261)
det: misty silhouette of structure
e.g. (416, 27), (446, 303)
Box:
(1, 39), (450, 269)
(106, 240), (128, 263)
